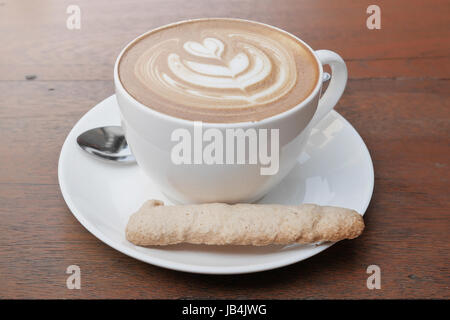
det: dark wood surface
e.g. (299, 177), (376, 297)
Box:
(0, 0), (449, 299)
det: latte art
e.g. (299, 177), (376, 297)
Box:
(119, 19), (319, 122)
(183, 38), (224, 59)
(135, 35), (297, 108)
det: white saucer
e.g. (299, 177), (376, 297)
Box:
(58, 95), (374, 275)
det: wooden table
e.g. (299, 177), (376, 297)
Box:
(0, 0), (448, 299)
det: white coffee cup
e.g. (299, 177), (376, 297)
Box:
(114, 19), (347, 204)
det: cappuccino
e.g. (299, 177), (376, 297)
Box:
(118, 19), (319, 123)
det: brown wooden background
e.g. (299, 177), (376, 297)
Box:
(0, 0), (449, 299)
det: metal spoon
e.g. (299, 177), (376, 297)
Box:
(77, 126), (136, 164)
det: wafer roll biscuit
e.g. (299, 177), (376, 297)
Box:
(126, 200), (364, 246)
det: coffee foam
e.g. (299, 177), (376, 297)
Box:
(119, 19), (319, 123)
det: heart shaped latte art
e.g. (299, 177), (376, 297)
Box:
(134, 33), (298, 108)
(168, 38), (274, 93)
(183, 38), (224, 59)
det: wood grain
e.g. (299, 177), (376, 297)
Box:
(0, 0), (449, 299)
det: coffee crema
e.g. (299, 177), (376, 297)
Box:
(118, 19), (319, 123)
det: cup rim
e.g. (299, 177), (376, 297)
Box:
(114, 17), (324, 128)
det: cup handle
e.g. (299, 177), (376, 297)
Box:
(310, 50), (348, 127)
